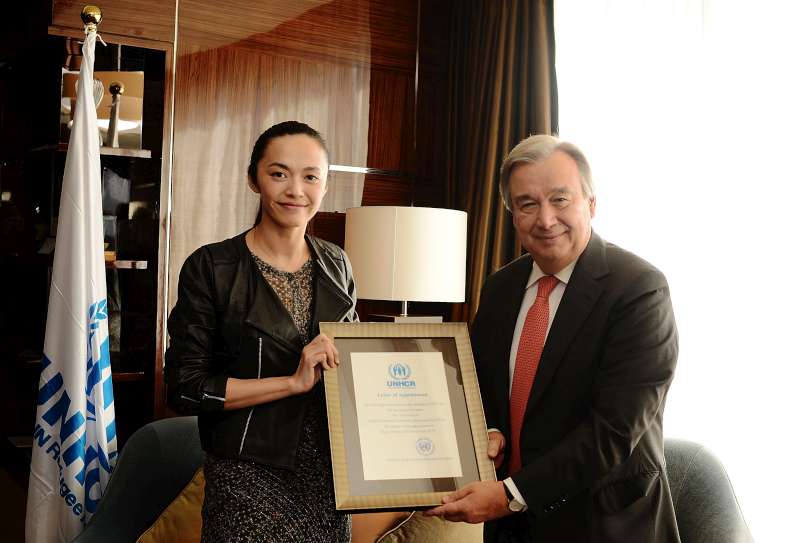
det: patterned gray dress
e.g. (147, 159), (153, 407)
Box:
(200, 254), (351, 543)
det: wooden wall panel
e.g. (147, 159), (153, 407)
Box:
(414, 0), (454, 208)
(178, 0), (415, 69)
(367, 70), (415, 171)
(167, 0), (452, 319)
(52, 0), (176, 43)
(169, 44), (370, 307)
(169, 0), (419, 310)
(360, 175), (414, 206)
(307, 211), (346, 249)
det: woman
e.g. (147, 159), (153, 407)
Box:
(165, 121), (357, 542)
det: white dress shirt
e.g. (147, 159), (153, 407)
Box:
(495, 259), (578, 510)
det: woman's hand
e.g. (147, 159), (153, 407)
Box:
(289, 333), (339, 394)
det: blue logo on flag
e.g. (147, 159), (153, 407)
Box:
(32, 299), (117, 522)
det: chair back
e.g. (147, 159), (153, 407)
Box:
(72, 416), (203, 543)
(664, 438), (754, 543)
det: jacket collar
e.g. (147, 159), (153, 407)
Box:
(235, 231), (352, 353)
(306, 235), (355, 329)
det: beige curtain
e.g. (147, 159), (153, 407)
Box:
(445, 0), (558, 322)
(169, 46), (370, 311)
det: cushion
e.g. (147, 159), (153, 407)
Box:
(376, 512), (482, 543)
(136, 468), (205, 543)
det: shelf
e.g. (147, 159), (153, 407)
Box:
(3, 253), (149, 271)
(58, 143), (152, 159)
(11, 361), (148, 386)
(107, 260), (149, 270)
(112, 372), (146, 382)
(100, 147), (152, 158)
(7, 436), (32, 449)
(28, 143), (152, 159)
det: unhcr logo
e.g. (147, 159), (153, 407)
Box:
(416, 437), (435, 456)
(386, 362), (416, 388)
(388, 362), (412, 380)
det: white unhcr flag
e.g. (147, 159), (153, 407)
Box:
(25, 29), (117, 543)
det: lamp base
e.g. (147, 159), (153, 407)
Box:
(369, 314), (443, 324)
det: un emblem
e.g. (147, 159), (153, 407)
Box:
(416, 437), (435, 456)
(388, 362), (412, 380)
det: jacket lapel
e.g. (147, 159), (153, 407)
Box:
(238, 235), (352, 352)
(236, 235), (304, 354)
(312, 270), (352, 325)
(524, 232), (609, 416)
(307, 237), (353, 327)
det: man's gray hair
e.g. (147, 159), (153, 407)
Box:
(499, 134), (594, 210)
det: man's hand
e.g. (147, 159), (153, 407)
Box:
(424, 481), (511, 523)
(488, 430), (506, 468)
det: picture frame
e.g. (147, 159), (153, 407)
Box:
(320, 322), (495, 512)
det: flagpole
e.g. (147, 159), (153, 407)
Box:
(25, 5), (119, 543)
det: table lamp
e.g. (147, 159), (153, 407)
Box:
(344, 206), (467, 322)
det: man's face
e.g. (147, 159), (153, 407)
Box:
(509, 150), (595, 274)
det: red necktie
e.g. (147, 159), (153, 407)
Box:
(508, 275), (560, 474)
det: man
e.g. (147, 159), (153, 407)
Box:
(427, 135), (680, 542)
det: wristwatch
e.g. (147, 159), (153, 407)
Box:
(503, 480), (525, 513)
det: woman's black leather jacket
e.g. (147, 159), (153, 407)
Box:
(165, 231), (357, 470)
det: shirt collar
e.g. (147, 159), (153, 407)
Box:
(526, 258), (578, 290)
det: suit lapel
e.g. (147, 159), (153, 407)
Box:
(525, 232), (609, 416)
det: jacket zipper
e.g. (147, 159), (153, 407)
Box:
(238, 337), (262, 455)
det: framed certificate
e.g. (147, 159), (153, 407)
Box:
(320, 322), (495, 511)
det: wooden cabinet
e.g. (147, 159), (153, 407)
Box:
(46, 33), (171, 439)
(0, 7), (174, 440)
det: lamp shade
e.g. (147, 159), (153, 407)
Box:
(344, 206), (467, 303)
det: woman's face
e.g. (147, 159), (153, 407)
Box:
(250, 134), (329, 231)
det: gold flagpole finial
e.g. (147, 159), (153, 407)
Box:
(81, 5), (102, 34)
